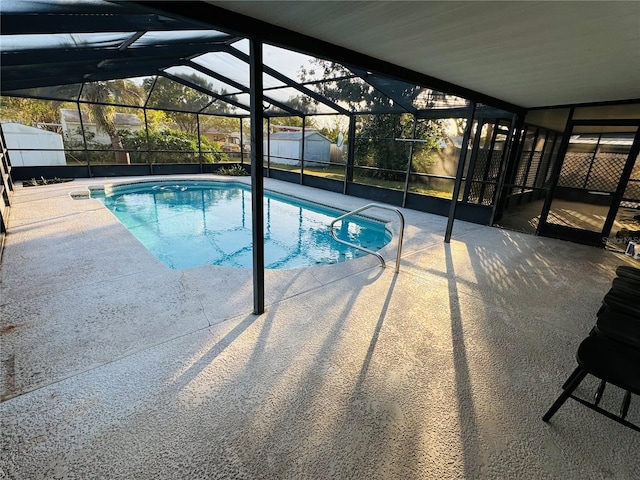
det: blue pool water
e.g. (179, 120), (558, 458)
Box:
(93, 181), (391, 270)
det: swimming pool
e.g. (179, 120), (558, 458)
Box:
(92, 180), (392, 270)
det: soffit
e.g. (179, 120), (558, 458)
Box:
(205, 1), (640, 108)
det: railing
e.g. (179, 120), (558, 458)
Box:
(329, 203), (405, 273)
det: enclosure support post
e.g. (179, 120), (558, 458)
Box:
(250, 38), (265, 315)
(537, 107), (575, 235)
(462, 116), (485, 202)
(143, 76), (157, 176)
(445, 101), (476, 243)
(196, 114), (203, 174)
(402, 116), (418, 208)
(143, 107), (151, 172)
(493, 113), (524, 223)
(266, 117), (271, 177)
(239, 118), (245, 165)
(490, 113), (519, 225)
(299, 117), (306, 184)
(344, 115), (356, 195)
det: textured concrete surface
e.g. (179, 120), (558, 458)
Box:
(1, 175), (639, 479)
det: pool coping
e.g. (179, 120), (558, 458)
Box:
(70, 175), (402, 270)
(73, 175), (392, 223)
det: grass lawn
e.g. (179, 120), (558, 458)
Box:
(269, 163), (453, 199)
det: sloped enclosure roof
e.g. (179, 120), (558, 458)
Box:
(3, 1), (638, 118)
(208, 0), (640, 109)
(1, 0), (520, 118)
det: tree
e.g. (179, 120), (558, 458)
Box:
(144, 76), (207, 134)
(119, 129), (227, 164)
(316, 116), (348, 145)
(82, 80), (144, 164)
(143, 109), (169, 131)
(0, 96), (71, 132)
(143, 75), (241, 136)
(354, 113), (412, 179)
(299, 59), (446, 180)
(267, 116), (316, 129)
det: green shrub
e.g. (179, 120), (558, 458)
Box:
(119, 129), (228, 164)
(217, 164), (249, 176)
(23, 177), (73, 187)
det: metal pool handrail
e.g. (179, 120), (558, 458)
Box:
(329, 203), (405, 273)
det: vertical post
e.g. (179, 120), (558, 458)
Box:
(518, 126), (539, 194)
(299, 117), (306, 184)
(0, 123), (13, 194)
(239, 117), (245, 165)
(76, 99), (91, 177)
(490, 113), (520, 224)
(0, 125), (9, 234)
(344, 115), (356, 195)
(402, 116), (418, 207)
(445, 101), (476, 243)
(536, 132), (558, 192)
(537, 107), (575, 234)
(582, 133), (602, 189)
(143, 77), (156, 173)
(250, 38), (265, 315)
(493, 113), (524, 222)
(462, 117), (484, 202)
(196, 114), (203, 174)
(478, 119), (500, 204)
(266, 117), (271, 177)
(602, 129), (640, 239)
(531, 129), (549, 190)
(143, 107), (150, 169)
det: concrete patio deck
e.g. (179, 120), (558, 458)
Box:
(1, 175), (638, 479)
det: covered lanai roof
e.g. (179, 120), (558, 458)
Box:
(2, 1), (639, 118)
(1, 0), (525, 119)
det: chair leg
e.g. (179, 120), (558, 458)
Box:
(620, 390), (632, 419)
(543, 368), (588, 423)
(562, 366), (582, 389)
(594, 380), (607, 405)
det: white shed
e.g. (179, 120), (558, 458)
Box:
(1, 123), (66, 166)
(265, 130), (332, 166)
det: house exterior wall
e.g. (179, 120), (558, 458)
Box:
(60, 109), (142, 145)
(61, 121), (142, 145)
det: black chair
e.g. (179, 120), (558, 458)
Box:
(610, 276), (640, 296)
(616, 265), (640, 282)
(598, 289), (640, 317)
(542, 335), (640, 432)
(594, 310), (640, 349)
(544, 266), (640, 431)
(597, 267), (640, 317)
(560, 309), (640, 388)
